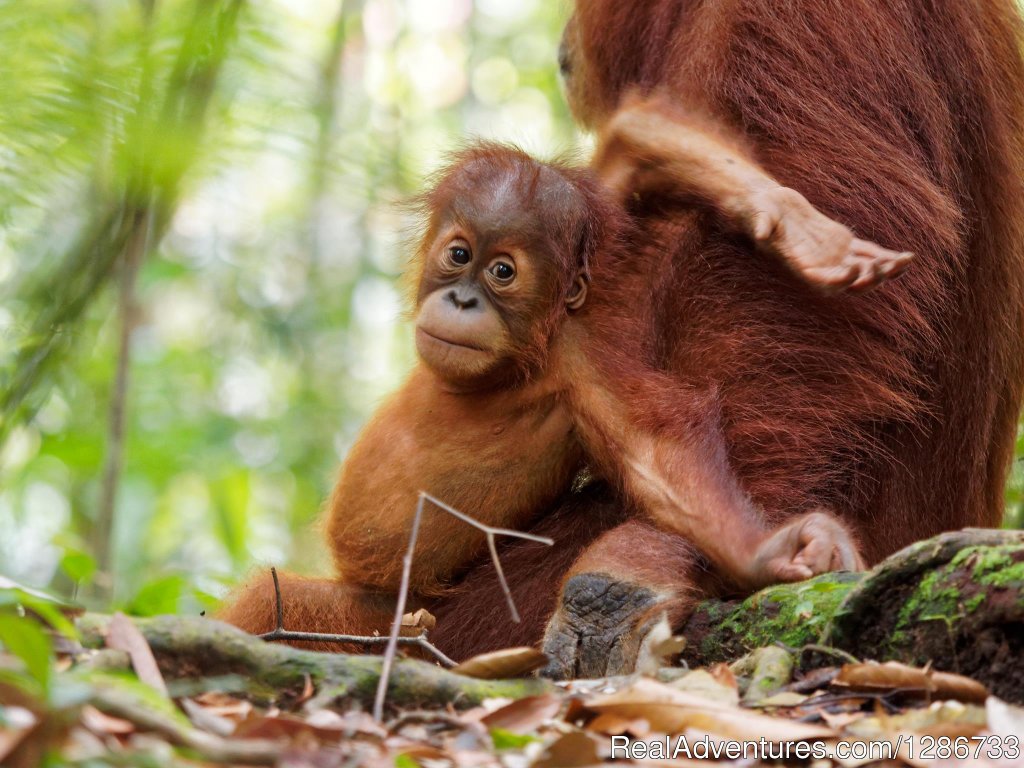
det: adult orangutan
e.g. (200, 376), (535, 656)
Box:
(221, 0), (1024, 677)
(534, 0), (1024, 674)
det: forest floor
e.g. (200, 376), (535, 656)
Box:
(0, 604), (1021, 767)
(2, 527), (1023, 767)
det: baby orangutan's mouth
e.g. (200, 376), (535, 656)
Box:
(417, 327), (488, 352)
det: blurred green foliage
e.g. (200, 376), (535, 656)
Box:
(0, 0), (1021, 618)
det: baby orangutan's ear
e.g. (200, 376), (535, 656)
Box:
(566, 273), (589, 310)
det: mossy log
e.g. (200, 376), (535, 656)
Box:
(75, 614), (550, 709)
(682, 528), (1024, 702)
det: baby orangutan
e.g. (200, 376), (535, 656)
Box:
(221, 112), (912, 673)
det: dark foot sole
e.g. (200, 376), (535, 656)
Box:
(541, 572), (674, 679)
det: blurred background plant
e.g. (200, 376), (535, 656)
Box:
(0, 0), (1021, 619)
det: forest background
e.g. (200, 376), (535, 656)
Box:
(1, 0), (1021, 618)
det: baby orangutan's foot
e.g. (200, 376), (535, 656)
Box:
(541, 573), (679, 679)
(746, 510), (866, 589)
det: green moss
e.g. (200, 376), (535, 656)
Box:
(701, 573), (860, 654)
(890, 544), (1024, 654)
(901, 569), (963, 618)
(964, 593), (985, 613)
(969, 548), (1024, 588)
(700, 635), (723, 660)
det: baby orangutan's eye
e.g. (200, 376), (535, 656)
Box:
(490, 260), (515, 282)
(448, 245), (471, 265)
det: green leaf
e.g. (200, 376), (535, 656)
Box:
(211, 469), (251, 568)
(0, 613), (52, 692)
(60, 549), (97, 583)
(490, 728), (540, 750)
(0, 586), (79, 641)
(394, 754), (420, 768)
(123, 575), (186, 617)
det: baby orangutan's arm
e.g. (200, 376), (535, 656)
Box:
(593, 94), (913, 293)
(559, 329), (865, 591)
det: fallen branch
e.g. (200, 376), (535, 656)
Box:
(90, 688), (280, 766)
(76, 613), (551, 710)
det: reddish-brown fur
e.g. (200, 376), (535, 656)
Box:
(220, 0), (1024, 668)
(568, 0), (1024, 561)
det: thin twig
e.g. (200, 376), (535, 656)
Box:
(486, 533), (518, 622)
(260, 629), (456, 667)
(259, 564), (455, 667)
(373, 493), (425, 721)
(385, 709), (479, 734)
(775, 641), (860, 666)
(371, 492), (555, 721)
(270, 566), (284, 631)
(420, 491), (554, 625)
(420, 492), (555, 545)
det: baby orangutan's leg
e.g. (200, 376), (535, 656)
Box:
(541, 520), (716, 679)
(216, 571), (397, 653)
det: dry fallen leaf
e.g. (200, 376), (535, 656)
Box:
(452, 647), (548, 679)
(708, 663), (738, 688)
(192, 691), (253, 721)
(480, 694), (563, 733)
(584, 677), (833, 743)
(819, 710), (866, 729)
(986, 696), (1024, 739)
(840, 700), (988, 768)
(306, 709), (386, 740)
(667, 669), (740, 706)
(105, 613), (168, 697)
(80, 705), (136, 737)
(400, 608), (437, 637)
(849, 699), (987, 739)
(394, 743), (451, 764)
(923, 697), (1024, 768)
(233, 711), (346, 744)
(0, 708), (37, 763)
(833, 661), (988, 703)
(648, 635), (687, 665)
(180, 698), (236, 737)
(532, 730), (600, 768)
(585, 712), (651, 737)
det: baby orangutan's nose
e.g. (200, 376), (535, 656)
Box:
(447, 288), (479, 310)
